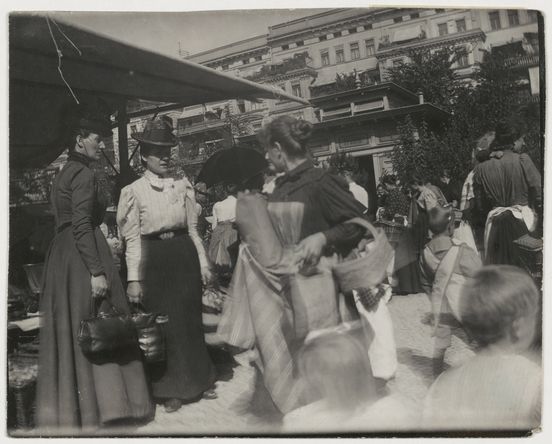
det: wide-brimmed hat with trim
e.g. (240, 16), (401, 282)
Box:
(132, 116), (177, 147)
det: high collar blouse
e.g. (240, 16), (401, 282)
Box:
(116, 170), (208, 281)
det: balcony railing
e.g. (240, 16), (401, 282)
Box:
(505, 54), (540, 69)
(310, 70), (380, 99)
(177, 119), (227, 137)
(245, 52), (314, 82)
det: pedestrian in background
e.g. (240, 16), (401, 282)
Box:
(342, 169), (368, 211)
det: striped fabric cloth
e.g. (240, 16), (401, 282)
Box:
(217, 245), (304, 414)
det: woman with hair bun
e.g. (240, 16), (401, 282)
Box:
(220, 115), (366, 414)
(261, 115), (366, 266)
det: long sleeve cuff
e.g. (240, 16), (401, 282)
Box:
(323, 223), (365, 250)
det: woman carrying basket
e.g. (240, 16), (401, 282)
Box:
(218, 115), (367, 414)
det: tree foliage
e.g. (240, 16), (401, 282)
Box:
(386, 46), (464, 111)
(389, 46), (542, 186)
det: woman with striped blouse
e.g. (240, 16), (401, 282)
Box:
(117, 117), (216, 414)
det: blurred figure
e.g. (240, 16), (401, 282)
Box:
(423, 266), (541, 431)
(379, 175), (421, 295)
(208, 183), (239, 277)
(438, 170), (461, 208)
(409, 176), (448, 271)
(342, 169), (368, 210)
(420, 205), (482, 376)
(283, 323), (415, 433)
(473, 122), (542, 266)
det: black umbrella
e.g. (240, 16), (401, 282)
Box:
(196, 146), (268, 188)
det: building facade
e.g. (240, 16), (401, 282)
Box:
(120, 7), (541, 209)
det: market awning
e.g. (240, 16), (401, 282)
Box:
(10, 13), (309, 168)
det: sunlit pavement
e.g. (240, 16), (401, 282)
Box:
(135, 293), (475, 436)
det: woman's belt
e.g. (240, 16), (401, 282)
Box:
(142, 228), (188, 241)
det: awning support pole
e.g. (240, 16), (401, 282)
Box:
(117, 100), (130, 184)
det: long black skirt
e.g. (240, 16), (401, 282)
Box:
(141, 233), (216, 400)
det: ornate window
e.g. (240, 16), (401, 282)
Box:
(365, 39), (375, 57)
(350, 42), (360, 60)
(321, 50), (330, 66)
(489, 11), (501, 30)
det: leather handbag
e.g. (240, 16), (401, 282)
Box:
(78, 298), (138, 356)
(130, 304), (167, 364)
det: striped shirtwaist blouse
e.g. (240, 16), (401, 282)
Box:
(117, 170), (208, 281)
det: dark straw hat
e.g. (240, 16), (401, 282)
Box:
(72, 100), (113, 137)
(132, 116), (177, 147)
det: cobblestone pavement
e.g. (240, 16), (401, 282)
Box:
(135, 293), (476, 436)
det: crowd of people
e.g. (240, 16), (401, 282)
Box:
(34, 102), (543, 435)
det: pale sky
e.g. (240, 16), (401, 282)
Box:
(50, 9), (331, 58)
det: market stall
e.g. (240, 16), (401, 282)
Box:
(9, 12), (308, 432)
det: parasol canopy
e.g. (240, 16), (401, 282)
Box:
(197, 146), (268, 188)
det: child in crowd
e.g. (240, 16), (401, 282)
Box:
(420, 205), (482, 376)
(282, 322), (416, 433)
(423, 265), (542, 431)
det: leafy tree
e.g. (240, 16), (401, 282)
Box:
(389, 45), (542, 186)
(386, 46), (464, 111)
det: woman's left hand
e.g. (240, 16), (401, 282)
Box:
(201, 267), (214, 286)
(297, 232), (327, 267)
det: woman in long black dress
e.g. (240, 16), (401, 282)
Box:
(117, 117), (216, 414)
(37, 102), (153, 434)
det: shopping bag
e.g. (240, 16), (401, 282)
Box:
(353, 286), (398, 380)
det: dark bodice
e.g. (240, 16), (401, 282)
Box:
(269, 160), (365, 255)
(50, 152), (107, 276)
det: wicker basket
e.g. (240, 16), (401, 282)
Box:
(333, 218), (394, 293)
(8, 355), (38, 430)
(375, 220), (404, 245)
